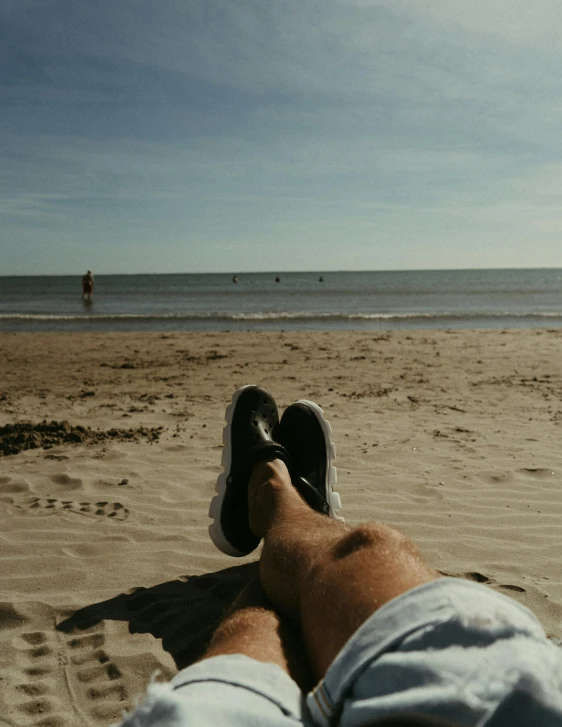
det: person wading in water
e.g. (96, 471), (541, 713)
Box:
(82, 270), (94, 301)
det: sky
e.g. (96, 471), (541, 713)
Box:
(3, 0), (562, 275)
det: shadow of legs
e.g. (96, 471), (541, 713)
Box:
(57, 563), (261, 670)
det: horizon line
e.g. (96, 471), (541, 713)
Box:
(2, 265), (562, 278)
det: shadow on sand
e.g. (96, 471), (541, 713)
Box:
(56, 562), (258, 670)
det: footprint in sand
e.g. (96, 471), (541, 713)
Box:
(7, 617), (130, 724)
(10, 628), (67, 726)
(463, 572), (527, 593)
(0, 602), (29, 631)
(24, 497), (129, 521)
(64, 626), (129, 721)
(50, 474), (83, 491)
(464, 571), (492, 583)
(499, 584), (526, 592)
(0, 476), (31, 504)
(518, 467), (556, 479)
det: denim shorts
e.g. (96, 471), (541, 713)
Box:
(116, 578), (562, 727)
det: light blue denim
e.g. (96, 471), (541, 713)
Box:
(117, 578), (562, 727)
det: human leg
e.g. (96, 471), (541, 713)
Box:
(196, 386), (562, 727)
(202, 387), (562, 727)
(199, 569), (313, 691)
(208, 386), (438, 680)
(119, 569), (309, 727)
(250, 458), (439, 679)
(250, 402), (562, 727)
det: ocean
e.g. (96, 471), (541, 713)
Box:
(1, 269), (562, 332)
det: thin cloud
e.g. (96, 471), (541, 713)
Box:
(3, 1), (562, 272)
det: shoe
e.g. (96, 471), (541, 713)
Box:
(275, 400), (343, 521)
(209, 385), (290, 557)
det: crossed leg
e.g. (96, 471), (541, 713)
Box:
(201, 567), (314, 690)
(201, 458), (438, 683)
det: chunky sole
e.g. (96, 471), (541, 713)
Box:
(208, 385), (256, 557)
(293, 399), (344, 522)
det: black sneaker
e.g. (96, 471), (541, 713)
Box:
(275, 400), (343, 521)
(209, 385), (290, 557)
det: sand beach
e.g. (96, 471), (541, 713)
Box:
(1, 329), (562, 725)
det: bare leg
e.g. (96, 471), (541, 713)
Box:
(199, 569), (314, 691)
(249, 459), (440, 680)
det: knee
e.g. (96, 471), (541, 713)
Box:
(333, 522), (416, 560)
(304, 522), (421, 606)
(211, 606), (279, 642)
(313, 523), (417, 575)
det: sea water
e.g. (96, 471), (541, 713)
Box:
(1, 269), (562, 332)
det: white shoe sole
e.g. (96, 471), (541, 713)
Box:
(208, 385), (257, 557)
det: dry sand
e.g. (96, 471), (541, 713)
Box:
(1, 329), (561, 726)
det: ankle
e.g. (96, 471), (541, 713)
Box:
(248, 459), (300, 538)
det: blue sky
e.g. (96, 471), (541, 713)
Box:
(3, 0), (562, 274)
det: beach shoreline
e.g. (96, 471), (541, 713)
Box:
(1, 329), (562, 723)
(3, 268), (562, 333)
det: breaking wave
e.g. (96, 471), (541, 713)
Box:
(2, 311), (562, 323)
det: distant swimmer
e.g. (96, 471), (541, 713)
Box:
(318, 275), (324, 282)
(232, 275), (238, 284)
(275, 276), (281, 283)
(82, 270), (94, 301)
